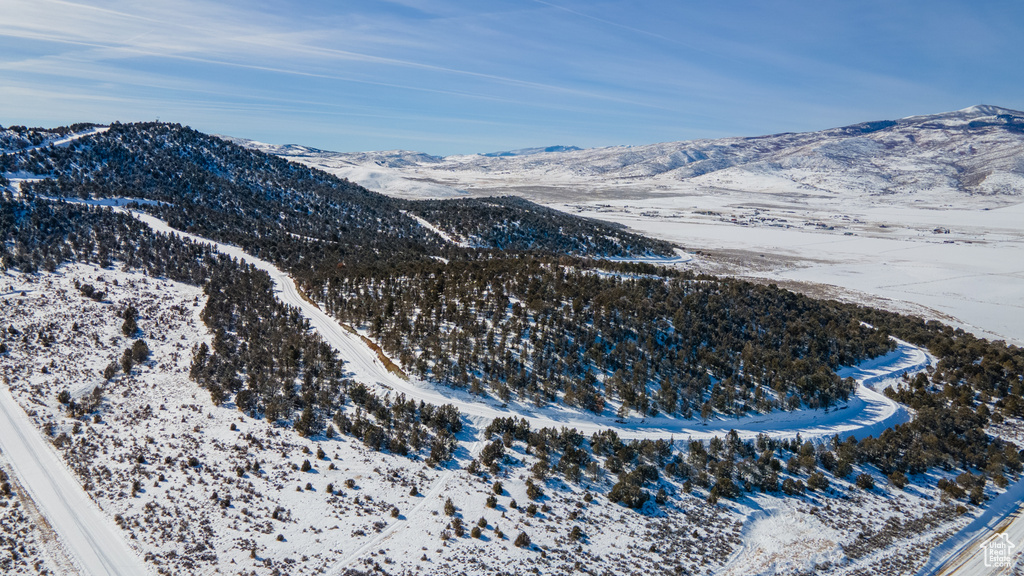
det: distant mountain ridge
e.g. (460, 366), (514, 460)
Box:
(220, 138), (446, 169)
(480, 145), (582, 157)
(234, 105), (1024, 201)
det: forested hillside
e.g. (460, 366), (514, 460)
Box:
(3, 121), (1024, 515)
(5, 122), (877, 418)
(7, 122), (672, 266)
(1, 197), (465, 465)
(405, 196), (675, 256)
(320, 256), (889, 417)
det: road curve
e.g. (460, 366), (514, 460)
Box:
(125, 208), (922, 444)
(0, 387), (153, 576)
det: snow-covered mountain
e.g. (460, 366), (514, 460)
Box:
(219, 137), (445, 169)
(439, 104), (1024, 189)
(236, 105), (1024, 203)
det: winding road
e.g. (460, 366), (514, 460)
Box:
(0, 197), (933, 576)
(127, 207), (923, 444)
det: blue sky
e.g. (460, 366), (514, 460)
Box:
(2, 0), (1022, 155)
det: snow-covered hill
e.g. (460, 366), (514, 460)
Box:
(0, 236), (1007, 576)
(235, 105), (1024, 204)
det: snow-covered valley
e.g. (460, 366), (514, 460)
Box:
(237, 105), (1024, 347)
(558, 200), (1024, 348)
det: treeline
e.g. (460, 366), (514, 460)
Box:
(404, 196), (676, 257)
(1, 196), (217, 279)
(0, 197), (463, 465)
(0, 122), (99, 152)
(319, 256), (889, 417)
(8, 122), (672, 266)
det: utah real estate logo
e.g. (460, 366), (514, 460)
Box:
(981, 532), (1015, 568)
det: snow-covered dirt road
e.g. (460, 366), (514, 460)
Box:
(915, 478), (1024, 576)
(1, 126), (108, 156)
(0, 386), (152, 576)
(120, 206), (923, 445)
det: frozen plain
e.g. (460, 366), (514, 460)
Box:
(273, 160), (1024, 348)
(237, 105), (1024, 347)
(560, 194), (1024, 347)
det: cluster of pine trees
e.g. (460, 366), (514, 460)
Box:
(406, 196), (675, 257)
(1, 197), (463, 465)
(320, 256), (887, 417)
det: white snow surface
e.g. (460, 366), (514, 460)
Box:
(0, 371), (152, 576)
(720, 507), (845, 576)
(836, 338), (934, 389)
(401, 210), (474, 248)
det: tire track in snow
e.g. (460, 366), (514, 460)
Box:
(402, 210), (473, 248)
(326, 438), (484, 575)
(1, 126), (108, 156)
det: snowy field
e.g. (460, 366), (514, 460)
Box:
(559, 197), (1024, 348)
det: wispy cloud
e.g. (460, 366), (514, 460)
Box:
(2, 0), (1021, 153)
(531, 0), (720, 60)
(0, 0), (673, 111)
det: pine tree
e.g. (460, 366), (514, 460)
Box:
(121, 304), (138, 337)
